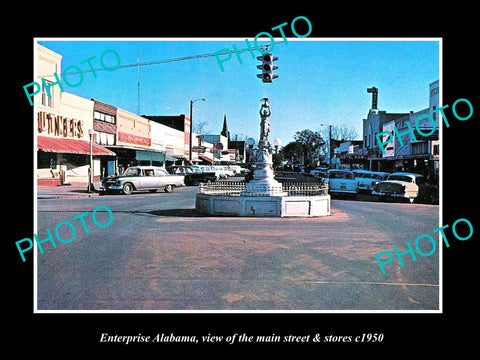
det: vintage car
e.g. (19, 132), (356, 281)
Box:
(309, 166), (328, 177)
(353, 170), (389, 192)
(372, 172), (424, 203)
(167, 165), (217, 185)
(321, 169), (357, 197)
(101, 166), (184, 195)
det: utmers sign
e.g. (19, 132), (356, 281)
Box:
(37, 111), (84, 138)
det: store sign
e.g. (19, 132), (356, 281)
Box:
(192, 146), (206, 153)
(37, 111), (84, 138)
(118, 131), (151, 146)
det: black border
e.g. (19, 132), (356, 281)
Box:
(6, 7), (479, 354)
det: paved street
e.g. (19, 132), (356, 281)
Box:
(36, 181), (439, 311)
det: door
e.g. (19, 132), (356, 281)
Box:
(107, 160), (115, 175)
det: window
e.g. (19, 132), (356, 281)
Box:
(142, 169), (155, 176)
(41, 81), (53, 108)
(94, 111), (116, 124)
(155, 169), (168, 176)
(387, 175), (414, 183)
(95, 131), (115, 146)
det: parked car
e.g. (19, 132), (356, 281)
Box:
(229, 165), (243, 175)
(372, 172), (425, 203)
(321, 169), (357, 197)
(212, 165), (235, 178)
(167, 165), (217, 185)
(101, 166), (184, 195)
(310, 167), (328, 177)
(353, 170), (389, 192)
(293, 164), (304, 173)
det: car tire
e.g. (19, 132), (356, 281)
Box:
(164, 184), (174, 193)
(122, 182), (134, 195)
(192, 180), (200, 186)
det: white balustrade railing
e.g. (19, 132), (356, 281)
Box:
(198, 181), (328, 197)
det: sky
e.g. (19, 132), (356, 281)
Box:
(37, 38), (440, 145)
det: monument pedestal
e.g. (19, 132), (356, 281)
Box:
(242, 145), (287, 196)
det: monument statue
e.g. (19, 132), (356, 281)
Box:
(243, 97), (286, 196)
(259, 97), (271, 143)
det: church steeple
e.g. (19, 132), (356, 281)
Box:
(221, 114), (230, 140)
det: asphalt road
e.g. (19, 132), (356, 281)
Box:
(35, 183), (440, 311)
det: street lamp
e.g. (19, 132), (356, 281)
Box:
(272, 137), (282, 154)
(189, 98), (207, 162)
(88, 128), (94, 193)
(246, 137), (256, 163)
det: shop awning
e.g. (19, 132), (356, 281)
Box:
(135, 150), (166, 162)
(37, 136), (116, 156)
(165, 155), (177, 162)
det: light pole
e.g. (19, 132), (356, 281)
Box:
(189, 98), (207, 162)
(88, 128), (94, 193)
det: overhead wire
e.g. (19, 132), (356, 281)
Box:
(37, 41), (286, 78)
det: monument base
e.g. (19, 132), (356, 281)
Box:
(196, 193), (331, 217)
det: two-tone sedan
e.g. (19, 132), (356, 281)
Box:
(101, 166), (184, 195)
(321, 169), (358, 198)
(353, 170), (389, 192)
(372, 172), (424, 203)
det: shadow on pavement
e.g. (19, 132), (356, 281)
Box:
(148, 209), (203, 217)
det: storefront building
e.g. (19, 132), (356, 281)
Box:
(143, 115), (191, 164)
(92, 99), (117, 177)
(36, 45), (116, 186)
(150, 121), (182, 167)
(376, 80), (440, 179)
(107, 108), (167, 173)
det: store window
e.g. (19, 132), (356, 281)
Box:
(95, 131), (115, 145)
(94, 111), (116, 124)
(41, 81), (54, 108)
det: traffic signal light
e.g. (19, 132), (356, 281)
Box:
(257, 53), (278, 83)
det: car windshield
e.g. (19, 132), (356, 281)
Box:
(387, 175), (414, 183)
(329, 171), (353, 179)
(124, 168), (140, 176)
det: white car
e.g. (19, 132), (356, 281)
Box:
(212, 165), (235, 178)
(101, 166), (184, 195)
(321, 169), (357, 197)
(372, 172), (425, 203)
(354, 170), (389, 192)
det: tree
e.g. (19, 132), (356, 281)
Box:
(293, 129), (326, 164)
(319, 125), (360, 158)
(193, 120), (210, 134)
(281, 141), (304, 164)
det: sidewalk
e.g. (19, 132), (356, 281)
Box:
(37, 181), (103, 199)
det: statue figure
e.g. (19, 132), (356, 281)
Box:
(259, 98), (271, 143)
